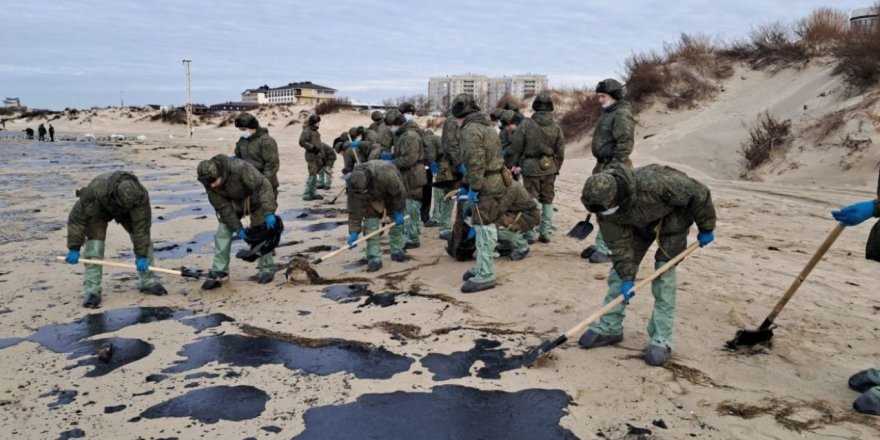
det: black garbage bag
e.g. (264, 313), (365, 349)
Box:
(446, 207), (475, 261)
(866, 220), (880, 262)
(236, 217), (285, 262)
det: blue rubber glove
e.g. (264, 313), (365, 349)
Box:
(467, 189), (479, 205)
(467, 226), (476, 240)
(135, 257), (149, 272)
(394, 211), (405, 226)
(350, 140), (361, 149)
(832, 200), (875, 226)
(501, 149), (509, 158)
(264, 213), (277, 229)
(379, 151), (393, 161)
(238, 229), (247, 240)
(429, 163), (439, 174)
(458, 164), (467, 175)
(620, 280), (635, 303)
(697, 230), (714, 247)
(348, 232), (360, 248)
(65, 250), (80, 264)
(456, 187), (468, 205)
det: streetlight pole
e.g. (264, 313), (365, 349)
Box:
(182, 59), (192, 139)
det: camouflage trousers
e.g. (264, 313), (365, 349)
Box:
(82, 239), (160, 299)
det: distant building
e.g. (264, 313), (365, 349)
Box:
(241, 85), (270, 105)
(427, 74), (548, 112)
(209, 101), (260, 112)
(4, 97), (21, 108)
(242, 81), (337, 105)
(851, 7), (879, 29)
(191, 104), (209, 115)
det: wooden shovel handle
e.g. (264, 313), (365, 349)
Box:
(55, 256), (181, 276)
(764, 222), (845, 325)
(313, 215), (410, 264)
(563, 241), (701, 339)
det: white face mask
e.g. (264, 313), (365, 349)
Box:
(404, 114), (413, 122)
(600, 206), (619, 216)
(240, 130), (251, 139)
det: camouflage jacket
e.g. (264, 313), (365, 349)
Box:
(202, 155), (277, 232)
(370, 120), (394, 149)
(299, 125), (323, 163)
(234, 127), (279, 189)
(497, 183), (540, 232)
(347, 160), (407, 233)
(391, 121), (427, 198)
(441, 116), (462, 169)
(422, 131), (441, 164)
(461, 112), (505, 196)
(343, 130), (379, 174)
(591, 100), (635, 174)
(587, 164), (716, 280)
(500, 126), (516, 169)
(67, 171), (151, 257)
(508, 111), (564, 176)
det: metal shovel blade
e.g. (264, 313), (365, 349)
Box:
(725, 327), (774, 349)
(567, 220), (594, 240)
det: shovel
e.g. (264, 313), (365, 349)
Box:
(519, 242), (701, 366)
(310, 215), (410, 265)
(567, 214), (594, 240)
(726, 223), (845, 349)
(326, 187), (347, 205)
(55, 256), (205, 278)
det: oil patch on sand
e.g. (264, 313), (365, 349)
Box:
(291, 385), (577, 440)
(163, 332), (414, 380)
(421, 339), (533, 380)
(139, 385), (269, 424)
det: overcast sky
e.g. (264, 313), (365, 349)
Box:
(1, 0), (871, 109)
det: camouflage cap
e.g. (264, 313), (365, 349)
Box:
(348, 126), (360, 138)
(370, 110), (383, 122)
(384, 109), (405, 126)
(532, 93), (554, 112)
(398, 102), (416, 114)
(197, 159), (220, 184)
(502, 102), (520, 111)
(489, 108), (504, 121)
(451, 93), (480, 118)
(307, 114), (321, 126)
(583, 173), (618, 213)
(234, 112), (259, 129)
(115, 179), (146, 209)
(500, 110), (517, 126)
(596, 78), (624, 100)
(347, 168), (370, 194)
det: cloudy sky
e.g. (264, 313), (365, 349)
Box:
(2, 0), (870, 109)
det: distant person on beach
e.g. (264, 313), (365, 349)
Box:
(48, 123), (55, 141)
(37, 123), (46, 141)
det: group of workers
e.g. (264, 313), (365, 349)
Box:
(59, 78), (878, 416)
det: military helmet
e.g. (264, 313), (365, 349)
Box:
(115, 179), (145, 209)
(371, 110), (383, 122)
(234, 112), (259, 129)
(197, 159), (221, 185)
(502, 102), (520, 111)
(532, 93), (555, 112)
(348, 126), (365, 138)
(489, 108), (504, 121)
(596, 78), (624, 100)
(384, 109), (405, 126)
(347, 168), (371, 194)
(500, 110), (518, 126)
(450, 93), (480, 118)
(398, 102), (416, 114)
(583, 173), (618, 214)
(307, 114), (321, 126)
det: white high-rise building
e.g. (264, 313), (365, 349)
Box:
(428, 74), (548, 112)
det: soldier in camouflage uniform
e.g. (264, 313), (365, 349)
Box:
(346, 160), (408, 272)
(830, 183), (880, 416)
(64, 171), (167, 308)
(317, 141), (337, 190)
(433, 110), (463, 240)
(369, 110), (394, 152)
(233, 113), (280, 197)
(582, 78), (636, 264)
(197, 155), (280, 289)
(341, 126), (379, 175)
(499, 110), (524, 181)
(385, 109), (426, 250)
(507, 93), (564, 244)
(579, 164), (716, 366)
(454, 94), (506, 293)
(495, 182), (539, 261)
(422, 128), (441, 226)
(489, 108), (504, 129)
(299, 114), (325, 200)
